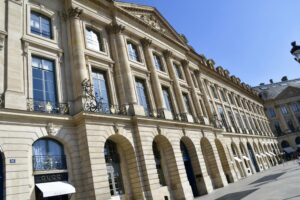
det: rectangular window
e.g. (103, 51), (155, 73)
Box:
(32, 56), (56, 109)
(274, 121), (282, 135)
(210, 86), (218, 99)
(235, 112), (244, 129)
(173, 63), (184, 79)
(268, 107), (276, 118)
(153, 54), (164, 71)
(220, 90), (227, 102)
(127, 42), (140, 62)
(227, 110), (237, 129)
(162, 87), (173, 112)
(243, 115), (250, 129)
(235, 97), (241, 107)
(290, 102), (300, 113)
(136, 79), (150, 116)
(228, 93), (234, 105)
(218, 106), (228, 129)
(86, 27), (104, 52)
(182, 93), (192, 114)
(191, 73), (198, 88)
(92, 70), (110, 113)
(30, 11), (52, 39)
(280, 105), (288, 115)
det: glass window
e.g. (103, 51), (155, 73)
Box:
(274, 121), (282, 135)
(228, 93), (234, 105)
(290, 102), (300, 113)
(268, 107), (276, 118)
(152, 141), (166, 186)
(210, 86), (218, 99)
(173, 63), (184, 79)
(280, 105), (288, 115)
(243, 115), (250, 129)
(86, 27), (104, 52)
(30, 11), (52, 39)
(220, 90), (227, 102)
(32, 138), (66, 171)
(235, 97), (241, 107)
(235, 112), (244, 129)
(127, 42), (140, 62)
(286, 119), (295, 132)
(182, 93), (192, 114)
(162, 87), (174, 112)
(153, 53), (164, 71)
(227, 110), (237, 129)
(191, 73), (198, 88)
(32, 56), (56, 108)
(218, 106), (228, 129)
(92, 70), (110, 113)
(136, 79), (150, 116)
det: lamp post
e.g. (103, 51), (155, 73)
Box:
(290, 41), (300, 63)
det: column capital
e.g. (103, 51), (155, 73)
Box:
(68, 7), (83, 19)
(163, 49), (173, 58)
(141, 38), (152, 48)
(106, 22), (125, 34)
(181, 59), (189, 67)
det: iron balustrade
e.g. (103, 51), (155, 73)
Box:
(27, 99), (69, 114)
(33, 155), (67, 171)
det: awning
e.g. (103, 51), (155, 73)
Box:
(255, 154), (261, 158)
(283, 147), (296, 154)
(234, 157), (242, 162)
(36, 181), (76, 198)
(242, 156), (250, 161)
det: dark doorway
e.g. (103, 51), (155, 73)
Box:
(247, 143), (260, 173)
(180, 141), (199, 197)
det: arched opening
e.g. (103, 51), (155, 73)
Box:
(231, 143), (245, 178)
(152, 135), (182, 199)
(253, 143), (263, 171)
(247, 142), (260, 172)
(32, 138), (74, 200)
(239, 143), (252, 174)
(258, 143), (269, 169)
(201, 138), (223, 189)
(104, 137), (142, 200)
(281, 140), (290, 148)
(215, 139), (234, 183)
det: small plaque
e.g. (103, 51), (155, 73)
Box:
(9, 159), (16, 164)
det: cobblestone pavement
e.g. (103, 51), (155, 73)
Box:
(195, 161), (300, 200)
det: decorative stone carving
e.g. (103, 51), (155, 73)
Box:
(181, 59), (189, 67)
(46, 123), (58, 136)
(137, 14), (166, 33)
(113, 123), (119, 134)
(141, 38), (152, 48)
(106, 22), (125, 34)
(68, 7), (83, 19)
(163, 49), (173, 58)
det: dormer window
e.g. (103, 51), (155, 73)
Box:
(86, 27), (104, 52)
(127, 42), (140, 62)
(30, 11), (52, 39)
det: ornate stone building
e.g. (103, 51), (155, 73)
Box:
(254, 77), (300, 155)
(0, 0), (279, 200)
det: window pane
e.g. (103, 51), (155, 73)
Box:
(30, 11), (52, 39)
(86, 28), (102, 51)
(136, 79), (150, 115)
(183, 93), (191, 114)
(162, 87), (173, 112)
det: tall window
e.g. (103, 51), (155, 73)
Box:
(286, 119), (295, 132)
(243, 115), (250, 130)
(30, 11), (52, 39)
(153, 53), (164, 71)
(32, 138), (66, 171)
(173, 63), (184, 79)
(228, 93), (235, 105)
(127, 42), (140, 62)
(191, 73), (198, 88)
(290, 102), (300, 113)
(220, 90), (227, 102)
(268, 107), (276, 118)
(280, 105), (288, 115)
(162, 87), (174, 112)
(104, 140), (124, 196)
(210, 85), (218, 99)
(86, 27), (104, 52)
(152, 141), (166, 186)
(182, 93), (192, 114)
(235, 97), (241, 107)
(235, 112), (244, 130)
(136, 79), (150, 116)
(218, 106), (228, 129)
(227, 110), (237, 129)
(92, 70), (110, 113)
(32, 56), (57, 110)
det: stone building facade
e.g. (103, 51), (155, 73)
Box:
(254, 77), (300, 155)
(0, 0), (279, 200)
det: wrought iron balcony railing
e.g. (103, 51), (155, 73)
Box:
(27, 99), (69, 114)
(33, 155), (67, 171)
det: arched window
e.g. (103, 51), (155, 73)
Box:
(104, 140), (124, 196)
(152, 141), (166, 186)
(32, 138), (66, 171)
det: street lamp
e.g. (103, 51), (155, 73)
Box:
(290, 41), (300, 63)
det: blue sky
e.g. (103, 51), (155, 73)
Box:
(122, 0), (300, 86)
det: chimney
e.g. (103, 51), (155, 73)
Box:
(281, 76), (288, 82)
(269, 79), (273, 84)
(259, 83), (265, 86)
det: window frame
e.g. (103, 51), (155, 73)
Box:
(173, 62), (184, 80)
(127, 40), (142, 63)
(85, 26), (106, 53)
(152, 53), (165, 72)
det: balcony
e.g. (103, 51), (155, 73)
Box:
(27, 99), (69, 114)
(33, 155), (67, 171)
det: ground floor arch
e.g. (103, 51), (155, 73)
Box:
(201, 138), (223, 189)
(247, 142), (260, 173)
(231, 142), (246, 178)
(215, 139), (234, 183)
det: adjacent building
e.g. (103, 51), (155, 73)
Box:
(254, 77), (300, 155)
(0, 0), (279, 199)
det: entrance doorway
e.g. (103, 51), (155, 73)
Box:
(247, 143), (259, 172)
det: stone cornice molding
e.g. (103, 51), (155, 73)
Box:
(141, 37), (152, 48)
(163, 49), (173, 58)
(106, 22), (125, 34)
(68, 7), (83, 19)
